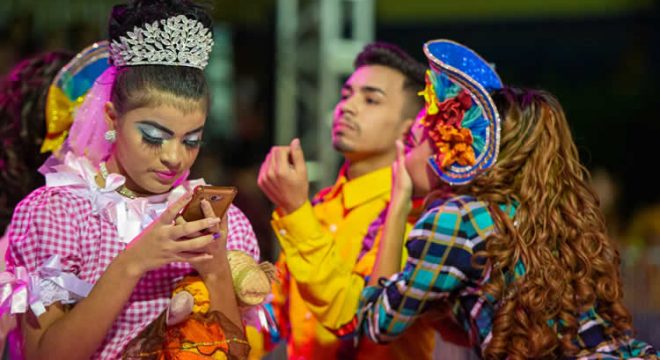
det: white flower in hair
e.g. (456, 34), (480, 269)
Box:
(109, 15), (214, 70)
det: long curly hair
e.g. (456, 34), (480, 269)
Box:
(0, 51), (72, 233)
(446, 87), (632, 358)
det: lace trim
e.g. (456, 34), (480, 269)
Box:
(39, 277), (83, 306)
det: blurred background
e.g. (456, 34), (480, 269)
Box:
(1, 0), (658, 352)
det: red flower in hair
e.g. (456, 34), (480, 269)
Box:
(422, 89), (473, 129)
(419, 89), (476, 169)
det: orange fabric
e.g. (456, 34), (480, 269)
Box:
(161, 318), (229, 360)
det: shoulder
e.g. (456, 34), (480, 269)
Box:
(6, 186), (91, 271)
(8, 186), (92, 253)
(12, 185), (93, 222)
(421, 195), (516, 249)
(411, 196), (495, 249)
(226, 204), (260, 261)
(415, 195), (488, 228)
(424, 195), (488, 216)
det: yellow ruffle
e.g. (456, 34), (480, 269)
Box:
(40, 85), (85, 153)
(418, 70), (439, 115)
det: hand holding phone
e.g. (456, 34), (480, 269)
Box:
(180, 185), (237, 222)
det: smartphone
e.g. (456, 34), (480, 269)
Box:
(180, 185), (237, 222)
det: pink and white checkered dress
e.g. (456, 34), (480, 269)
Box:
(4, 158), (259, 359)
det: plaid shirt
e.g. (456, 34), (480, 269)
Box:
(6, 184), (259, 359)
(359, 195), (659, 359)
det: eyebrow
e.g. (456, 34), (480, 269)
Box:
(342, 84), (387, 97)
(137, 120), (204, 136)
(362, 86), (386, 96)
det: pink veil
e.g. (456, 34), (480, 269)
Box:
(66, 66), (117, 166)
(40, 42), (116, 174)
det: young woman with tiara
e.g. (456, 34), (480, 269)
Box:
(0, 1), (259, 359)
(358, 40), (659, 359)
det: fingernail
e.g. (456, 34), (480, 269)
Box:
(292, 138), (300, 148)
(208, 217), (221, 224)
(213, 232), (221, 239)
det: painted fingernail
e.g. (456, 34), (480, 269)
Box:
(213, 232), (221, 239)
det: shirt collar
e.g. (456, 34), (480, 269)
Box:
(342, 165), (392, 210)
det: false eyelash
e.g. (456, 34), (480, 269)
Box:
(183, 139), (203, 148)
(141, 134), (163, 147)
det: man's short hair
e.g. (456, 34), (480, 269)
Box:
(354, 42), (426, 119)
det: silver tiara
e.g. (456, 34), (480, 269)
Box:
(109, 15), (214, 70)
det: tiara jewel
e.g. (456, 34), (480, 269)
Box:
(109, 15), (214, 70)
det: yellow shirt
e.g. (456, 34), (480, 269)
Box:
(270, 166), (436, 360)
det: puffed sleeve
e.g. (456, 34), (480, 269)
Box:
(5, 186), (91, 308)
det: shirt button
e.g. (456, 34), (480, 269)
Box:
(329, 224), (337, 233)
(279, 229), (287, 236)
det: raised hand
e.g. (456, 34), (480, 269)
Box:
(391, 140), (413, 212)
(122, 193), (220, 276)
(258, 138), (309, 214)
(367, 140), (413, 286)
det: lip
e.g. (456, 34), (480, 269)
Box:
(333, 121), (356, 133)
(153, 170), (179, 182)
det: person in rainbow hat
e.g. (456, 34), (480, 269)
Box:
(358, 39), (659, 358)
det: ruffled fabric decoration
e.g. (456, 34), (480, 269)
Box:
(418, 39), (503, 185)
(0, 255), (93, 317)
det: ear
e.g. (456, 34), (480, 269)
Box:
(398, 117), (415, 141)
(104, 101), (119, 131)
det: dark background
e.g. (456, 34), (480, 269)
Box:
(1, 0), (659, 347)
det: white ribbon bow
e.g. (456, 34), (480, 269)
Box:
(0, 255), (93, 317)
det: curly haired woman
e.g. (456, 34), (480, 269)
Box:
(359, 39), (659, 359)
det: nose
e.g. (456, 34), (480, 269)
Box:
(160, 141), (183, 169)
(337, 94), (357, 117)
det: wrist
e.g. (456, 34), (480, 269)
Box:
(390, 195), (412, 214)
(279, 198), (307, 215)
(201, 269), (232, 288)
(112, 251), (145, 281)
(200, 256), (231, 283)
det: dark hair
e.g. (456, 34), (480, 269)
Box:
(108, 0), (213, 115)
(354, 42), (426, 119)
(0, 51), (73, 233)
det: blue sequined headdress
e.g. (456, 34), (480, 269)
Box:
(418, 39), (503, 185)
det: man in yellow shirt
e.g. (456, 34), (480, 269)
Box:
(258, 42), (437, 359)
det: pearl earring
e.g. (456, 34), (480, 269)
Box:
(104, 130), (117, 143)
